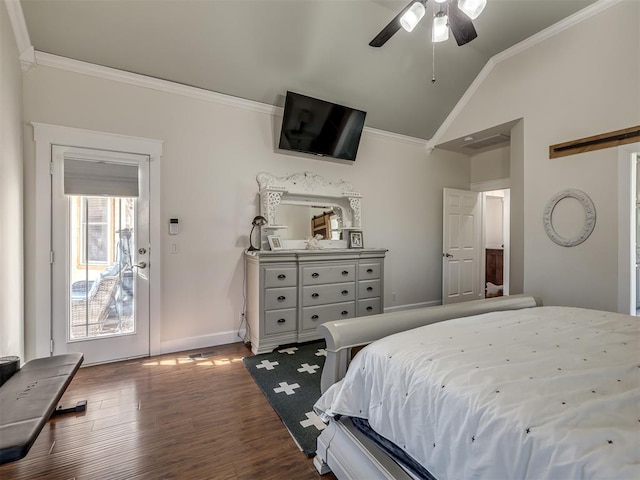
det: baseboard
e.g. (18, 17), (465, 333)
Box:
(383, 300), (441, 313)
(160, 329), (246, 355)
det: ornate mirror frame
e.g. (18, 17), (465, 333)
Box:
(542, 189), (596, 247)
(256, 172), (362, 247)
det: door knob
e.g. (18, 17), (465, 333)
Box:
(443, 253), (453, 258)
(132, 261), (147, 269)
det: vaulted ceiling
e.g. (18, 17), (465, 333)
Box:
(20, 0), (598, 140)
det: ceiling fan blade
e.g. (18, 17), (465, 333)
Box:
(369, 0), (426, 48)
(448, 1), (478, 46)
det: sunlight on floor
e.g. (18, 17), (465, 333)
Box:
(142, 356), (245, 367)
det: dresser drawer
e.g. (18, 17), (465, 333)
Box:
(359, 262), (381, 280)
(264, 308), (297, 335)
(358, 279), (381, 299)
(301, 302), (355, 330)
(302, 282), (355, 307)
(301, 265), (356, 285)
(358, 298), (381, 316)
(264, 287), (297, 310)
(264, 267), (297, 288)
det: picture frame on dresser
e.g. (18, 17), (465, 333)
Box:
(348, 231), (363, 249)
(267, 235), (283, 250)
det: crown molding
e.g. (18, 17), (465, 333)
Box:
(363, 126), (429, 147)
(4, 0), (35, 72)
(428, 0), (624, 150)
(35, 52), (279, 116)
(33, 51), (428, 148)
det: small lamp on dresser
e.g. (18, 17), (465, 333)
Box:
(248, 215), (268, 251)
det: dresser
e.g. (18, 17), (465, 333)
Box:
(245, 249), (387, 354)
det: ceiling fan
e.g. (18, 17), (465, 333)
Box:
(369, 0), (487, 47)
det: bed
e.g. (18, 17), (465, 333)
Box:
(312, 295), (640, 479)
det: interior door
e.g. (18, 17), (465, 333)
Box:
(51, 146), (150, 364)
(442, 188), (482, 304)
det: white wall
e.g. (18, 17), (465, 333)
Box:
(439, 1), (640, 311)
(485, 196), (504, 249)
(0, 1), (24, 359)
(471, 146), (510, 184)
(21, 63), (469, 355)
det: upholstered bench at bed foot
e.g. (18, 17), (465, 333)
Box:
(0, 352), (83, 464)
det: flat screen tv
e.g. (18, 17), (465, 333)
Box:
(278, 91), (366, 161)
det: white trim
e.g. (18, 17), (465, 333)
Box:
(384, 300), (441, 313)
(3, 0), (35, 71)
(159, 330), (246, 355)
(428, 0), (623, 148)
(35, 52), (278, 115)
(32, 52), (427, 147)
(470, 178), (511, 192)
(31, 122), (163, 359)
(362, 126), (429, 147)
(617, 142), (640, 314)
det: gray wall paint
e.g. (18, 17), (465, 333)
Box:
(0, 1), (24, 359)
(22, 65), (470, 356)
(439, 1), (640, 310)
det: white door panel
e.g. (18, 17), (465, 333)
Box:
(51, 146), (150, 364)
(443, 188), (481, 304)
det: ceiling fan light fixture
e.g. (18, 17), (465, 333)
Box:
(400, 2), (426, 33)
(432, 12), (449, 43)
(458, 0), (487, 20)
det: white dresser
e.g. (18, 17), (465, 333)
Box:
(245, 249), (386, 354)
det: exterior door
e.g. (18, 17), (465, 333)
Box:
(51, 146), (150, 364)
(442, 188), (482, 304)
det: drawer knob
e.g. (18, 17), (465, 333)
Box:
(341, 270), (349, 276)
(311, 315), (319, 320)
(311, 272), (320, 278)
(277, 295), (286, 301)
(277, 274), (286, 279)
(277, 318), (286, 324)
(311, 293), (320, 298)
(367, 268), (373, 273)
(341, 290), (349, 295)
(366, 306), (373, 311)
(367, 286), (373, 292)
(341, 310), (348, 316)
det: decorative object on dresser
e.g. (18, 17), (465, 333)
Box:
(247, 215), (268, 251)
(255, 171), (362, 250)
(267, 235), (283, 251)
(348, 230), (363, 249)
(245, 249), (386, 354)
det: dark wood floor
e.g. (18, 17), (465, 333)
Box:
(0, 343), (337, 480)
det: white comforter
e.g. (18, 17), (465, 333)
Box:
(314, 306), (640, 479)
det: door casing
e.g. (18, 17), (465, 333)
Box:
(31, 123), (162, 361)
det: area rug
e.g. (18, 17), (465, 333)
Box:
(243, 341), (327, 457)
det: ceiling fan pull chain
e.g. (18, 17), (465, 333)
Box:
(431, 41), (437, 84)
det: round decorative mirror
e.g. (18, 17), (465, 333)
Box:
(542, 189), (596, 247)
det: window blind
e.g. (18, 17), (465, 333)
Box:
(64, 158), (139, 197)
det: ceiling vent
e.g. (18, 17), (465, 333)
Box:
(463, 133), (510, 150)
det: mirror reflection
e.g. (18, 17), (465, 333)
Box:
(276, 204), (342, 240)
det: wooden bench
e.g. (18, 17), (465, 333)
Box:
(0, 353), (83, 464)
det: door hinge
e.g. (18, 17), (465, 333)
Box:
(50, 339), (54, 354)
(49, 162), (54, 175)
(50, 251), (54, 264)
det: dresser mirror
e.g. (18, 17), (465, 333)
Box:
(276, 204), (341, 240)
(256, 172), (362, 249)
